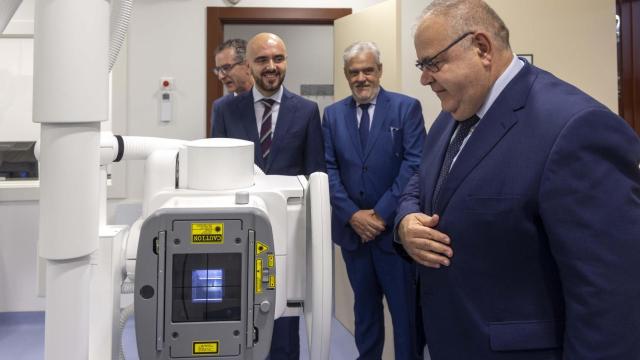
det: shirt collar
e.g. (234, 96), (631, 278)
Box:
(476, 54), (524, 119)
(253, 86), (284, 104)
(354, 93), (379, 107)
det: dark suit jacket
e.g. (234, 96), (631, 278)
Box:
(212, 87), (325, 176)
(323, 88), (425, 252)
(395, 62), (640, 359)
(210, 93), (234, 138)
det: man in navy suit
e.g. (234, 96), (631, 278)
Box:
(210, 38), (254, 137)
(323, 41), (426, 359)
(396, 1), (640, 359)
(213, 33), (324, 177)
(212, 32), (325, 359)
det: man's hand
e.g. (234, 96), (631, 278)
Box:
(397, 213), (452, 268)
(349, 209), (386, 242)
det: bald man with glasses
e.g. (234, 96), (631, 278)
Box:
(396, 1), (640, 359)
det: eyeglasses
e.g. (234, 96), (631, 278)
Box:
(415, 31), (474, 73)
(213, 61), (243, 75)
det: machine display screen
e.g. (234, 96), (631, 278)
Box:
(172, 253), (242, 322)
(191, 269), (224, 303)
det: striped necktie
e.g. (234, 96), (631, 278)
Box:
(432, 115), (480, 208)
(260, 98), (276, 161)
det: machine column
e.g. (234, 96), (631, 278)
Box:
(33, 0), (110, 358)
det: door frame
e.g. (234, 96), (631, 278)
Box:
(617, 0), (640, 134)
(205, 7), (352, 135)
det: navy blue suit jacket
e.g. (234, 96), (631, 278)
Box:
(324, 88), (425, 252)
(395, 62), (640, 359)
(212, 87), (325, 176)
(210, 93), (234, 138)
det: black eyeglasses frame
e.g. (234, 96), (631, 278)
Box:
(213, 61), (244, 76)
(415, 31), (475, 73)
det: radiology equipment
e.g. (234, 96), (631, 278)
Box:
(129, 138), (332, 359)
(37, 135), (333, 360)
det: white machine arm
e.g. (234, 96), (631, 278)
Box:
(305, 172), (333, 360)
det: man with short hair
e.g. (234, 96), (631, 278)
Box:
(210, 38), (254, 137)
(396, 1), (640, 359)
(323, 41), (426, 359)
(212, 32), (325, 359)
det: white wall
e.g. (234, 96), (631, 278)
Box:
(0, 0), (39, 312)
(487, 0), (618, 113)
(0, 201), (43, 311)
(400, 0), (440, 129)
(0, 0), (36, 142)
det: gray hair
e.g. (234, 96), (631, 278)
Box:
(419, 0), (510, 50)
(215, 38), (248, 63)
(343, 41), (382, 67)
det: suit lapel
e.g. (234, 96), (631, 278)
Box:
(344, 97), (364, 160)
(268, 88), (296, 172)
(237, 91), (262, 169)
(434, 63), (536, 214)
(363, 88), (390, 161)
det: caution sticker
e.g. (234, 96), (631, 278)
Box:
(268, 274), (276, 289)
(192, 341), (219, 355)
(256, 241), (269, 255)
(255, 258), (263, 294)
(267, 253), (275, 268)
(191, 223), (224, 244)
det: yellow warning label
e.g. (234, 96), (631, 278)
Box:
(268, 274), (276, 289)
(267, 254), (275, 268)
(192, 341), (219, 354)
(255, 258), (263, 294)
(256, 241), (269, 255)
(191, 223), (224, 244)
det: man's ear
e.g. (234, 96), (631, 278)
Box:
(473, 32), (493, 63)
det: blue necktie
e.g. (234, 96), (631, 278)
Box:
(359, 103), (371, 152)
(432, 115), (480, 208)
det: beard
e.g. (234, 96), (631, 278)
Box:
(252, 67), (286, 94)
(351, 82), (379, 103)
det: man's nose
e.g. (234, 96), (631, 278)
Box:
(420, 69), (434, 86)
(266, 58), (276, 69)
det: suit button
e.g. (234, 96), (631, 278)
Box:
(359, 191), (364, 196)
(362, 166), (368, 172)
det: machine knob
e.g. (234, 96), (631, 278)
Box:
(259, 300), (271, 313)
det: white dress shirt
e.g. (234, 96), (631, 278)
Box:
(356, 95), (378, 130)
(253, 86), (284, 135)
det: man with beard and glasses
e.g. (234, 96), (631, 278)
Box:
(210, 38), (254, 137)
(322, 41), (426, 360)
(396, 0), (640, 359)
(212, 32), (325, 359)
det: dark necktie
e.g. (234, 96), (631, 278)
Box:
(260, 98), (276, 161)
(432, 115), (480, 208)
(359, 103), (371, 152)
